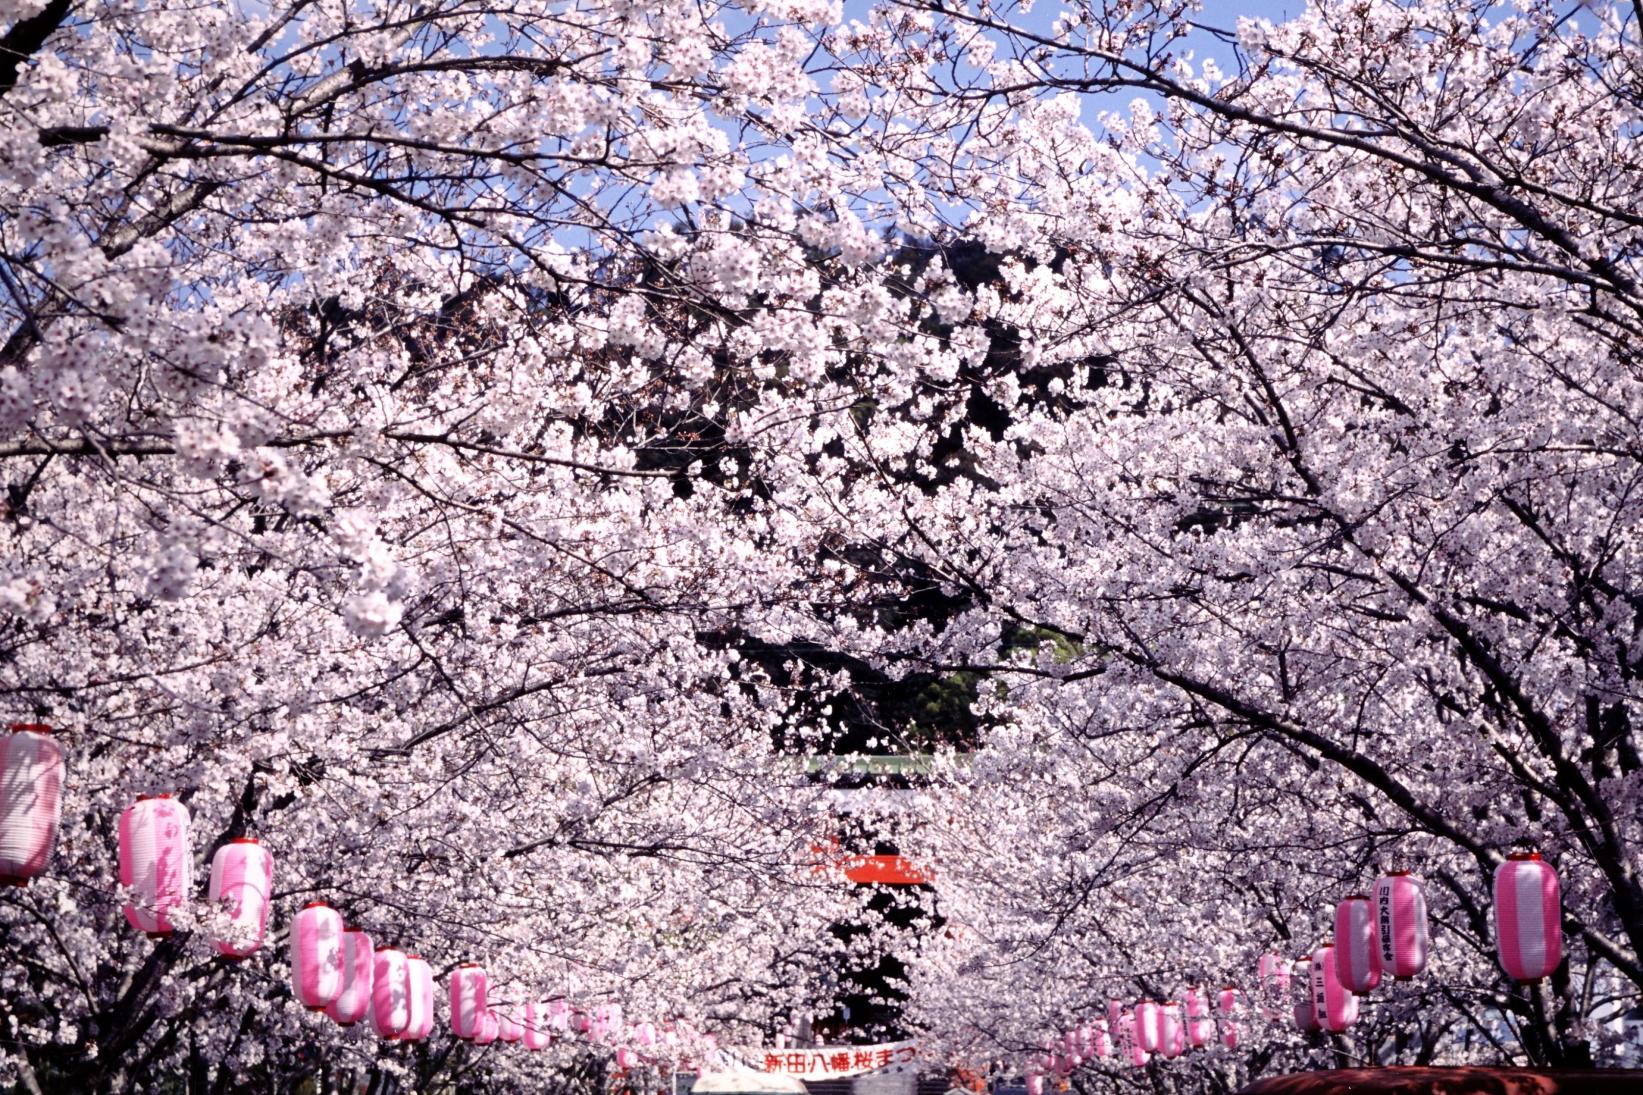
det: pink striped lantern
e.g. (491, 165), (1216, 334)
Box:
(523, 1001), (552, 1051)
(118, 794), (192, 937)
(1374, 871), (1430, 980)
(370, 947), (411, 1038)
(1090, 1018), (1112, 1059)
(1309, 943), (1359, 1033)
(1024, 1073), (1044, 1095)
(474, 1010), (500, 1046)
(207, 838), (273, 958)
(290, 902), (345, 1010)
(1073, 1022), (1095, 1059)
(1183, 987), (1209, 1049)
(1060, 1030), (1082, 1069)
(572, 1009), (592, 1035)
(500, 1008), (524, 1044)
(1256, 953), (1289, 1019)
(1494, 851), (1562, 983)
(1120, 1013), (1148, 1069)
(616, 1046), (639, 1071)
(635, 1021), (657, 1048)
(1292, 957), (1320, 1033)
(450, 964), (488, 1039)
(1217, 986), (1239, 1049)
(1157, 1002), (1183, 1059)
(327, 928), (375, 1026)
(0, 724), (64, 887)
(401, 955), (435, 1041)
(547, 998), (573, 1033)
(1334, 895), (1382, 995)
(1134, 1000), (1162, 1053)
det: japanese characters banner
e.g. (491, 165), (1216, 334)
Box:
(749, 1041), (919, 1078)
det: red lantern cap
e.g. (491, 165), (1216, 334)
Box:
(1508, 850), (1543, 861)
(303, 901), (330, 909)
(8, 722), (52, 733)
(230, 836), (260, 844)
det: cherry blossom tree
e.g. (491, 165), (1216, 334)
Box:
(6, 0), (1643, 1089)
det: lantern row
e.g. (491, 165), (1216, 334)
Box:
(2, 727), (714, 1063)
(1021, 860), (1563, 1080)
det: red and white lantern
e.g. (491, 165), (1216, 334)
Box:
(547, 998), (573, 1032)
(0, 724), (64, 887)
(290, 902), (345, 1009)
(326, 928), (374, 1026)
(1310, 943), (1359, 1033)
(402, 955), (435, 1041)
(524, 1001), (553, 1051)
(118, 795), (192, 937)
(1183, 987), (1209, 1049)
(474, 1010), (500, 1046)
(1495, 852), (1562, 983)
(1292, 957), (1320, 1033)
(1374, 871), (1430, 980)
(500, 1008), (524, 1044)
(1217, 987), (1239, 1049)
(1333, 895), (1382, 995)
(1159, 1002), (1184, 1059)
(451, 964), (488, 1039)
(1134, 1000), (1161, 1053)
(207, 838), (272, 958)
(370, 947), (411, 1038)
(1025, 1074), (1044, 1095)
(1257, 953), (1289, 1019)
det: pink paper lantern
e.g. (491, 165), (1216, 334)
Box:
(1183, 987), (1209, 1049)
(1374, 870), (1430, 980)
(500, 1008), (524, 1044)
(635, 1021), (657, 1047)
(207, 837), (272, 958)
(119, 794), (193, 937)
(616, 1046), (639, 1070)
(1256, 952), (1289, 1019)
(327, 928), (374, 1026)
(450, 964), (488, 1039)
(1119, 1013), (1148, 1069)
(524, 1001), (552, 1051)
(1333, 895), (1382, 995)
(547, 998), (573, 1032)
(1134, 1000), (1161, 1053)
(401, 955), (435, 1041)
(1090, 1018), (1111, 1059)
(1217, 986), (1239, 1049)
(290, 902), (345, 1009)
(1292, 957), (1320, 1033)
(474, 1010), (500, 1046)
(591, 1002), (623, 1044)
(1025, 1074), (1044, 1095)
(1159, 1002), (1184, 1059)
(1309, 943), (1358, 1033)
(0, 724), (64, 887)
(371, 947), (411, 1038)
(1494, 852), (1562, 983)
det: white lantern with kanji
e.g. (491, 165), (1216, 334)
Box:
(0, 724), (64, 887)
